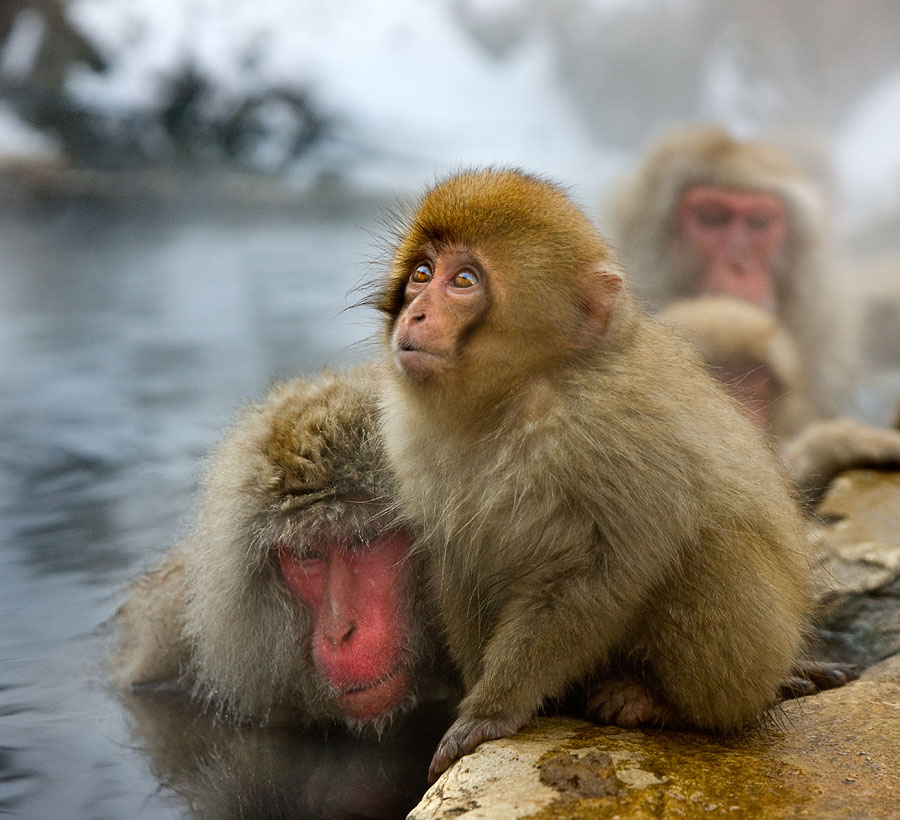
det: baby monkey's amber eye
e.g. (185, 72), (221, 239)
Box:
(410, 263), (433, 284)
(452, 269), (478, 288)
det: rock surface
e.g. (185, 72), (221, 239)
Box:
(408, 469), (900, 819)
(816, 469), (900, 666)
(819, 469), (900, 590)
(410, 677), (900, 819)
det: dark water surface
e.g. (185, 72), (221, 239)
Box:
(0, 176), (442, 819)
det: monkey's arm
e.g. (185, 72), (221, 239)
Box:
(111, 549), (192, 691)
(429, 567), (641, 781)
(780, 418), (900, 508)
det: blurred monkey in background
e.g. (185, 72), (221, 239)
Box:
(658, 296), (818, 440)
(659, 297), (900, 508)
(609, 126), (846, 413)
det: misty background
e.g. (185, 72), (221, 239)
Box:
(3, 0), (900, 228)
(1, 2), (900, 818)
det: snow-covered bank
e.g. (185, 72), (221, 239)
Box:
(62, 0), (618, 193)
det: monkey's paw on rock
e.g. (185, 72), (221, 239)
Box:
(429, 715), (526, 782)
(408, 667), (900, 820)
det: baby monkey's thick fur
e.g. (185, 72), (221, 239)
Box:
(377, 169), (812, 778)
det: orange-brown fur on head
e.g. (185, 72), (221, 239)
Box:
(378, 169), (633, 410)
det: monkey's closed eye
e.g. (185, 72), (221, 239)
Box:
(411, 263), (433, 284)
(292, 544), (326, 562)
(452, 270), (479, 288)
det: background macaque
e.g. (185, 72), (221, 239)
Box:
(657, 297), (900, 507)
(113, 370), (451, 732)
(375, 169), (816, 781)
(658, 296), (818, 439)
(609, 126), (841, 412)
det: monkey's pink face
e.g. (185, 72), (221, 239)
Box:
(391, 247), (489, 382)
(277, 531), (415, 721)
(678, 186), (787, 308)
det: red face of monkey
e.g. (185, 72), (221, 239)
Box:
(277, 531), (416, 722)
(678, 186), (787, 308)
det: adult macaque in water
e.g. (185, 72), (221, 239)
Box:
(658, 296), (818, 439)
(609, 126), (840, 412)
(375, 168), (832, 781)
(658, 298), (900, 508)
(113, 370), (450, 732)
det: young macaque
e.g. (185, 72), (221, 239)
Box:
(658, 296), (818, 439)
(375, 169), (818, 781)
(609, 126), (840, 413)
(112, 369), (451, 733)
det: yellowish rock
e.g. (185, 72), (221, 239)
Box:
(818, 469), (900, 594)
(865, 652), (900, 683)
(410, 678), (900, 819)
(411, 470), (900, 820)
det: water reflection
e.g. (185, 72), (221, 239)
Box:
(120, 690), (452, 820)
(0, 175), (436, 818)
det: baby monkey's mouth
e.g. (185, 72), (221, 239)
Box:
(395, 336), (435, 356)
